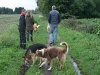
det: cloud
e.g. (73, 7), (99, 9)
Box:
(0, 0), (37, 10)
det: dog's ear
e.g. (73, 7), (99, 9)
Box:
(36, 50), (39, 53)
(29, 50), (31, 53)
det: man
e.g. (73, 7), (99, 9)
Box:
(48, 5), (61, 45)
(18, 9), (26, 49)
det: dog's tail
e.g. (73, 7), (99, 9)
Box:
(60, 42), (68, 53)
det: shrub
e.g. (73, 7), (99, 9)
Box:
(61, 18), (97, 34)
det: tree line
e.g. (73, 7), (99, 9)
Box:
(37, 0), (100, 18)
(0, 7), (39, 14)
(0, 7), (25, 14)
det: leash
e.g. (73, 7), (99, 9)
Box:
(16, 24), (38, 42)
(26, 31), (33, 37)
(25, 30), (40, 43)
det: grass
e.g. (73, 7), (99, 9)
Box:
(0, 14), (100, 75)
(59, 25), (100, 75)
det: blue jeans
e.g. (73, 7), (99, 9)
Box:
(49, 24), (58, 44)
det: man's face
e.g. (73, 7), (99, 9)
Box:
(23, 9), (26, 14)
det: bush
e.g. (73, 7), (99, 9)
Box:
(61, 18), (97, 34)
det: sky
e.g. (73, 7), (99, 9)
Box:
(0, 0), (38, 11)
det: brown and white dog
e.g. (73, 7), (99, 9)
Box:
(47, 23), (50, 33)
(33, 24), (40, 32)
(36, 42), (68, 70)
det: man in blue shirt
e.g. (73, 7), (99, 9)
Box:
(48, 5), (61, 45)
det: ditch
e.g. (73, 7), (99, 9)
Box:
(58, 34), (82, 75)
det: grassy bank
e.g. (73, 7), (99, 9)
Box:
(0, 14), (100, 75)
(59, 25), (100, 75)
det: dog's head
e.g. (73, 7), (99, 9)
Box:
(22, 50), (32, 67)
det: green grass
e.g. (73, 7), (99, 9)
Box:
(0, 14), (100, 75)
(59, 25), (100, 75)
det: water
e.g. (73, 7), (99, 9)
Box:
(68, 55), (82, 75)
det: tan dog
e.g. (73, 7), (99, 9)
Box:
(36, 42), (68, 70)
(33, 24), (40, 32)
(47, 23), (50, 33)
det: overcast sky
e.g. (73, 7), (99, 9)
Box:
(0, 0), (37, 10)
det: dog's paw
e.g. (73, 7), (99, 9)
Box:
(39, 66), (42, 69)
(48, 67), (52, 70)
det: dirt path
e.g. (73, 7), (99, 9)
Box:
(42, 33), (53, 75)
(43, 63), (52, 75)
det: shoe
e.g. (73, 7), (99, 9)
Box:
(22, 45), (26, 50)
(49, 42), (53, 46)
(22, 47), (26, 50)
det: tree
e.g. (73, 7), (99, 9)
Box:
(0, 7), (13, 14)
(14, 7), (24, 14)
(37, 0), (100, 18)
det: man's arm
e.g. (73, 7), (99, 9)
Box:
(58, 13), (61, 24)
(48, 13), (51, 24)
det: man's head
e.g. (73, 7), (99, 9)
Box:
(52, 5), (56, 10)
(22, 9), (26, 12)
(22, 9), (26, 15)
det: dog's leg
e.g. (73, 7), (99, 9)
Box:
(59, 54), (66, 69)
(39, 60), (47, 68)
(60, 60), (64, 69)
(48, 60), (52, 70)
(31, 54), (35, 64)
(39, 57), (44, 65)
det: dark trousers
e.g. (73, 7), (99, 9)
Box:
(26, 30), (33, 42)
(19, 31), (26, 49)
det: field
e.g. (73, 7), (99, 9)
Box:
(0, 14), (100, 75)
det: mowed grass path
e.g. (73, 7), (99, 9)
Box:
(0, 14), (100, 75)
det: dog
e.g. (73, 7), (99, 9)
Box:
(47, 23), (50, 33)
(23, 43), (47, 67)
(33, 24), (40, 32)
(36, 41), (68, 70)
